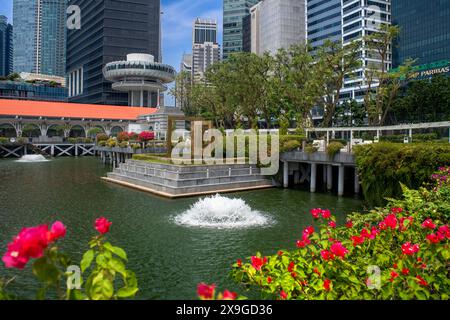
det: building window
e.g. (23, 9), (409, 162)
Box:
(68, 67), (84, 97)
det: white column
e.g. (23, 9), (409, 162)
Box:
(327, 165), (333, 191)
(310, 163), (317, 193)
(140, 90), (144, 107)
(338, 164), (345, 196)
(157, 89), (160, 108)
(283, 161), (289, 188)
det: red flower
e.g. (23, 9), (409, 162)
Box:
(197, 283), (215, 300)
(236, 259), (242, 267)
(393, 263), (398, 269)
(280, 290), (288, 300)
(390, 271), (399, 282)
(426, 233), (440, 244)
(277, 250), (283, 257)
(313, 267), (321, 276)
(321, 250), (335, 261)
(251, 256), (267, 271)
(303, 226), (315, 237)
(328, 221), (336, 228)
(330, 242), (349, 258)
(291, 272), (297, 278)
(416, 276), (428, 286)
(351, 235), (365, 246)
(345, 220), (353, 228)
(378, 221), (387, 230)
(48, 221), (66, 242)
(401, 268), (410, 275)
(422, 219), (436, 229)
(138, 131), (155, 142)
(288, 261), (295, 273)
(384, 214), (398, 230)
(222, 290), (237, 300)
(401, 242), (420, 255)
(267, 276), (272, 284)
(399, 217), (413, 232)
(323, 279), (331, 291)
(321, 209), (331, 219)
(310, 208), (321, 219)
(437, 225), (450, 239)
(296, 240), (308, 248)
(391, 207), (403, 214)
(95, 217), (112, 234)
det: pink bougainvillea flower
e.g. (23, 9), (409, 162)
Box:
(2, 242), (29, 269)
(197, 283), (215, 300)
(378, 221), (388, 230)
(277, 250), (283, 256)
(236, 259), (242, 268)
(416, 276), (428, 286)
(426, 233), (440, 244)
(422, 219), (436, 230)
(291, 272), (297, 278)
(310, 208), (321, 219)
(401, 242), (420, 255)
(437, 225), (450, 239)
(267, 276), (272, 284)
(222, 290), (237, 300)
(330, 242), (349, 258)
(391, 207), (403, 214)
(323, 279), (331, 291)
(401, 268), (410, 275)
(345, 220), (353, 228)
(393, 263), (398, 269)
(321, 250), (335, 261)
(303, 226), (315, 237)
(328, 221), (336, 228)
(48, 221), (66, 242)
(321, 209), (331, 219)
(95, 217), (112, 234)
(251, 256), (267, 271)
(296, 240), (308, 248)
(280, 290), (288, 300)
(313, 268), (321, 276)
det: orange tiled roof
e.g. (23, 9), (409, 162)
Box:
(0, 99), (156, 121)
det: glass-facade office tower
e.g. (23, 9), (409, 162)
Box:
(0, 16), (13, 77)
(66, 0), (161, 105)
(307, 0), (341, 51)
(223, 0), (259, 60)
(392, 0), (450, 67)
(251, 0), (306, 55)
(13, 0), (66, 76)
(192, 18), (220, 83)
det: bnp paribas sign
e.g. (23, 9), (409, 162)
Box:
(405, 60), (450, 80)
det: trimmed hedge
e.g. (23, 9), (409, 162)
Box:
(354, 142), (450, 206)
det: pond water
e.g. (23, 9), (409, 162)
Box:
(0, 157), (363, 299)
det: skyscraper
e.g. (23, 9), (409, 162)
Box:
(306, 0), (341, 51)
(392, 0), (450, 67)
(192, 18), (220, 83)
(0, 16), (13, 77)
(223, 0), (259, 60)
(251, 0), (306, 55)
(66, 0), (161, 105)
(13, 0), (66, 76)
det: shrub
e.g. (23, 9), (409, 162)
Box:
(127, 132), (138, 141)
(118, 141), (129, 148)
(0, 218), (138, 300)
(130, 143), (141, 150)
(280, 140), (301, 153)
(230, 193), (449, 300)
(17, 137), (28, 144)
(98, 141), (107, 147)
(0, 137), (9, 144)
(354, 142), (450, 206)
(305, 145), (319, 154)
(117, 132), (130, 142)
(76, 137), (85, 144)
(138, 131), (155, 142)
(327, 142), (345, 158)
(67, 138), (77, 144)
(96, 133), (109, 143)
(106, 138), (117, 148)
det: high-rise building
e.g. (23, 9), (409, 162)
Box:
(223, 0), (259, 60)
(250, 0), (306, 55)
(13, 0), (66, 76)
(306, 0), (341, 51)
(66, 0), (161, 106)
(192, 18), (220, 83)
(180, 53), (193, 74)
(392, 0), (450, 67)
(0, 16), (13, 77)
(340, 0), (392, 102)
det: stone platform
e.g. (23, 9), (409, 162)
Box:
(103, 159), (274, 198)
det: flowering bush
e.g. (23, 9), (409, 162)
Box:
(127, 132), (138, 141)
(96, 133), (109, 143)
(138, 131), (155, 142)
(0, 218), (138, 300)
(197, 283), (240, 300)
(117, 131), (130, 142)
(230, 201), (449, 299)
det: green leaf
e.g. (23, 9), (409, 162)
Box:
(80, 249), (95, 273)
(90, 279), (114, 300)
(32, 258), (60, 284)
(108, 258), (126, 276)
(116, 286), (139, 299)
(103, 242), (128, 261)
(36, 287), (46, 300)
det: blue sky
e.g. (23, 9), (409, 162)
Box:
(0, 0), (223, 104)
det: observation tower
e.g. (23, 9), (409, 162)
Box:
(103, 54), (176, 108)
